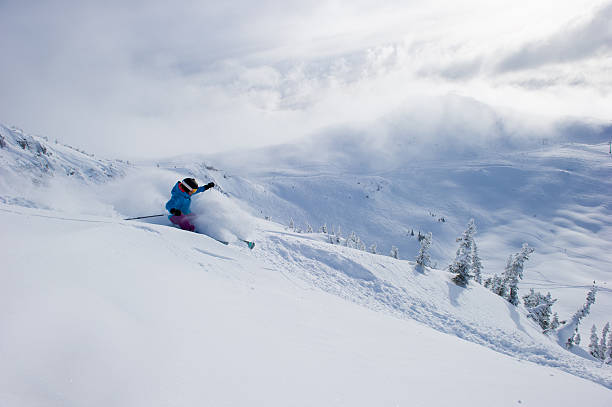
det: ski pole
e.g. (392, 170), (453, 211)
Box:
(124, 214), (166, 220)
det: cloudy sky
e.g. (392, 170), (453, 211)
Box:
(1, 0), (610, 159)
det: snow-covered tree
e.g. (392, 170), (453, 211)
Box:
(471, 240), (483, 284)
(449, 219), (476, 287)
(589, 325), (602, 359)
(390, 246), (399, 259)
(606, 330), (612, 364)
(600, 323), (610, 360)
(357, 238), (366, 251)
(415, 232), (432, 268)
(369, 243), (377, 254)
(588, 322), (612, 362)
(346, 231), (358, 248)
(306, 222), (313, 233)
(484, 273), (506, 297)
(320, 223), (328, 234)
(522, 289), (557, 333)
(562, 282), (598, 348)
(288, 218), (295, 231)
(550, 313), (561, 332)
(502, 243), (534, 306)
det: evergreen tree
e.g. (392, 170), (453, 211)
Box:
(346, 231), (358, 248)
(357, 237), (366, 251)
(390, 246), (399, 259)
(369, 243), (377, 254)
(606, 330), (612, 364)
(522, 289), (557, 333)
(416, 232), (432, 268)
(502, 243), (534, 305)
(449, 219), (476, 287)
(289, 218), (295, 231)
(471, 240), (483, 284)
(549, 312), (561, 332)
(564, 282), (598, 348)
(600, 323), (610, 360)
(306, 222), (313, 233)
(320, 223), (328, 234)
(589, 325), (602, 359)
(489, 272), (507, 297)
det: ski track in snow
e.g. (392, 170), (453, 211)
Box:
(5, 200), (610, 389)
(253, 230), (612, 389)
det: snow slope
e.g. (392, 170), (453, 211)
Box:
(1, 121), (612, 405)
(1, 204), (611, 406)
(205, 119), (612, 340)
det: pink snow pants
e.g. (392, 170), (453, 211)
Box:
(170, 214), (196, 232)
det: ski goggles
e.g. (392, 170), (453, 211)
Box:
(180, 182), (197, 194)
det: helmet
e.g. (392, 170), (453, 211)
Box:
(181, 178), (198, 193)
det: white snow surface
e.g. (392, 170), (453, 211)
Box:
(1, 122), (612, 405)
(2, 205), (611, 406)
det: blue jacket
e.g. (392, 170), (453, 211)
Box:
(165, 182), (210, 218)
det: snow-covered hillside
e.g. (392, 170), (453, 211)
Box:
(0, 124), (127, 211)
(2, 204), (611, 406)
(1, 122), (612, 405)
(205, 119), (612, 340)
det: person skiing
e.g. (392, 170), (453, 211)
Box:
(166, 178), (215, 232)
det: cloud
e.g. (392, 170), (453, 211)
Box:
(496, 2), (612, 72)
(0, 0), (611, 160)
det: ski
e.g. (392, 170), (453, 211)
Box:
(242, 240), (255, 250)
(192, 229), (253, 249)
(208, 235), (253, 249)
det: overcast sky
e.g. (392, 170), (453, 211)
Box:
(1, 0), (610, 159)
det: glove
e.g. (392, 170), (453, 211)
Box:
(205, 182), (215, 189)
(170, 208), (182, 216)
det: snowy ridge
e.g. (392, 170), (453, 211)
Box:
(0, 124), (127, 206)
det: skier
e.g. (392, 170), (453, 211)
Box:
(166, 178), (215, 232)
